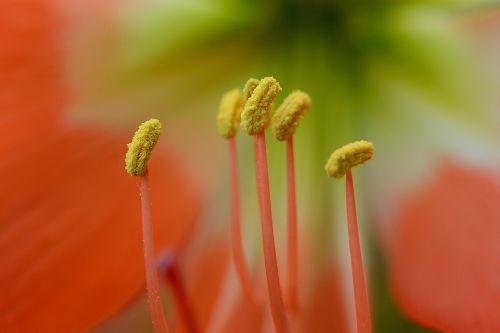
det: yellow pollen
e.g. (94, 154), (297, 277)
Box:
(325, 140), (374, 179)
(272, 90), (311, 141)
(125, 119), (162, 176)
(241, 77), (282, 135)
(217, 89), (243, 139)
(243, 78), (260, 101)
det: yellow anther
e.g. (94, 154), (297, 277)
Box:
(243, 78), (260, 101)
(217, 89), (243, 139)
(325, 140), (374, 179)
(241, 77), (282, 135)
(125, 119), (162, 176)
(272, 90), (311, 141)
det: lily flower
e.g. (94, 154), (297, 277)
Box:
(2, 0), (500, 332)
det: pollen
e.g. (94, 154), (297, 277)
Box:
(241, 77), (282, 135)
(272, 90), (311, 141)
(243, 78), (260, 101)
(325, 140), (374, 179)
(217, 89), (243, 139)
(125, 118), (162, 176)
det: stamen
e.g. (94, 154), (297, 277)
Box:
(216, 89), (257, 304)
(242, 77), (289, 333)
(125, 118), (162, 176)
(272, 90), (311, 314)
(326, 141), (374, 333)
(125, 119), (169, 333)
(158, 252), (200, 333)
(271, 90), (311, 141)
(243, 78), (260, 101)
(216, 89), (243, 139)
(241, 77), (281, 135)
(325, 140), (374, 179)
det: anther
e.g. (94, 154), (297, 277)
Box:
(241, 77), (282, 135)
(272, 90), (311, 141)
(325, 140), (374, 179)
(217, 89), (243, 139)
(243, 78), (260, 101)
(125, 118), (162, 176)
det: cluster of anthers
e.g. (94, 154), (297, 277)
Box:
(124, 76), (374, 333)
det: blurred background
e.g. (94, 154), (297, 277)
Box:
(2, 0), (500, 332)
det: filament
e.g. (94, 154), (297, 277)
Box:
(285, 137), (299, 314)
(345, 170), (372, 333)
(140, 170), (170, 333)
(254, 132), (290, 333)
(229, 137), (257, 304)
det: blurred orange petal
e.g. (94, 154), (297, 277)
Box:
(174, 243), (351, 333)
(219, 293), (263, 333)
(179, 238), (229, 333)
(389, 161), (500, 332)
(0, 0), (199, 331)
(298, 263), (349, 333)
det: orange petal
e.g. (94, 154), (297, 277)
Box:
(0, 0), (65, 120)
(389, 161), (500, 332)
(164, 230), (264, 333)
(0, 1), (199, 331)
(170, 236), (230, 333)
(0, 126), (200, 332)
(297, 264), (350, 333)
(219, 293), (263, 333)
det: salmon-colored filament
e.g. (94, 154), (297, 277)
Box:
(285, 137), (299, 314)
(254, 132), (290, 333)
(140, 171), (170, 333)
(229, 137), (257, 304)
(159, 252), (200, 333)
(345, 170), (372, 333)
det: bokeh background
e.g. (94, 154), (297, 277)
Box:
(2, 0), (500, 332)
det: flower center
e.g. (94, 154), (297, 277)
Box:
(124, 78), (375, 333)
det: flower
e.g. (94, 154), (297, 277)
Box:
(2, 0), (500, 332)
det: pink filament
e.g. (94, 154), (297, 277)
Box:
(229, 137), (257, 304)
(345, 170), (372, 333)
(140, 170), (170, 333)
(286, 137), (299, 314)
(254, 132), (290, 333)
